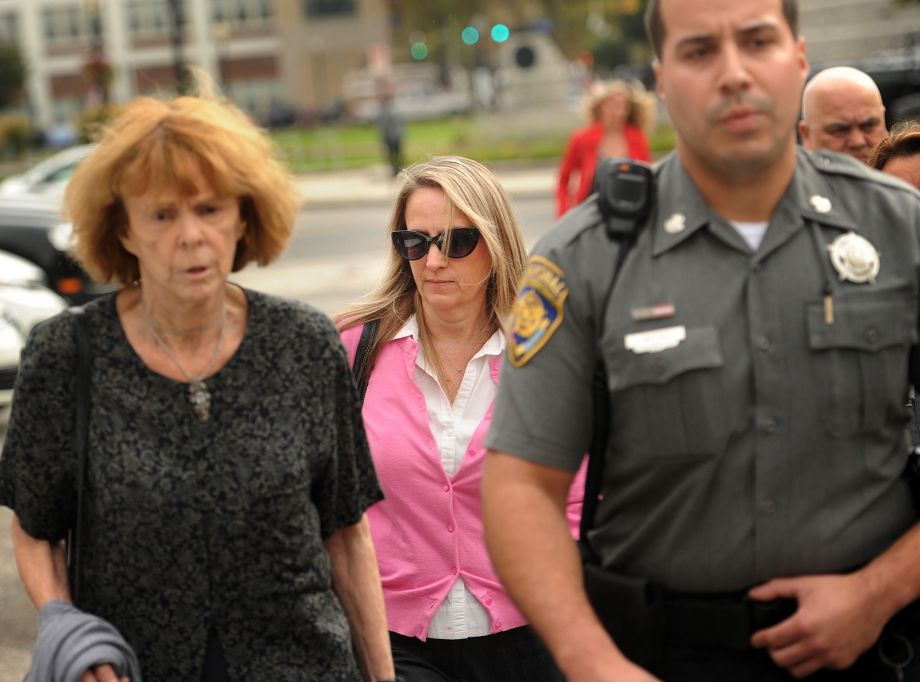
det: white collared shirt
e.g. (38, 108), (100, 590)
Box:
(393, 317), (504, 639)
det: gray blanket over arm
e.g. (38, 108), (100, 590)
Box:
(26, 600), (142, 682)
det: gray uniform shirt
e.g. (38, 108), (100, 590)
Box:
(486, 148), (920, 593)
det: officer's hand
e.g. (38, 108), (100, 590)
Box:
(748, 573), (887, 678)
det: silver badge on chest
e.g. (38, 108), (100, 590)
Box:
(827, 232), (880, 284)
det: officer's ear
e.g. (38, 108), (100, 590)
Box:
(798, 120), (810, 145)
(653, 59), (664, 101)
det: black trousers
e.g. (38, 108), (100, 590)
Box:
(391, 627), (563, 682)
(660, 627), (919, 681)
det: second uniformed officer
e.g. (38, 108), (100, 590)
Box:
(482, 0), (920, 680)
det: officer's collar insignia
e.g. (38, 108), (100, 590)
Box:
(508, 256), (568, 367)
(663, 212), (687, 234)
(810, 194), (832, 214)
(630, 303), (675, 322)
(827, 231), (880, 284)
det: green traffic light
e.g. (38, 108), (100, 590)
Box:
(461, 26), (480, 45)
(491, 24), (510, 43)
(410, 42), (429, 60)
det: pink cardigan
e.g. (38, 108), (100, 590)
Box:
(341, 324), (585, 640)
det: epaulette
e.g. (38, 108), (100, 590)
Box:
(550, 194), (608, 246)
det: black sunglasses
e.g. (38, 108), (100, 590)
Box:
(391, 227), (481, 261)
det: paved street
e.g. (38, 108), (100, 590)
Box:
(0, 164), (555, 679)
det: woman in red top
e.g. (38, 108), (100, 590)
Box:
(556, 79), (654, 217)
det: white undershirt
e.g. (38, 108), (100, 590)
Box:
(731, 220), (769, 250)
(393, 317), (504, 639)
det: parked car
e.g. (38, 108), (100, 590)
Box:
(0, 194), (115, 304)
(0, 250), (69, 408)
(0, 249), (71, 331)
(0, 144), (95, 201)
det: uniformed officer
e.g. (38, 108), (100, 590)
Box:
(482, 0), (920, 681)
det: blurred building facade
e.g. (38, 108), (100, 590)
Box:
(799, 0), (920, 64)
(276, 0), (389, 118)
(799, 0), (920, 123)
(7, 0), (920, 137)
(0, 0), (389, 136)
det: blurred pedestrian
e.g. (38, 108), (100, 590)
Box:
(799, 66), (887, 164)
(556, 79), (653, 217)
(336, 156), (583, 682)
(0, 93), (394, 681)
(868, 120), (920, 190)
(378, 95), (405, 178)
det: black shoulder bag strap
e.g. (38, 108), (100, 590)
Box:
(579, 158), (655, 564)
(351, 319), (379, 407)
(68, 307), (91, 605)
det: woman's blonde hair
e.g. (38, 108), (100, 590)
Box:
(335, 156), (528, 380)
(583, 79), (656, 134)
(64, 94), (299, 284)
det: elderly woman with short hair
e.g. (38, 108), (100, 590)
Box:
(0, 94), (394, 682)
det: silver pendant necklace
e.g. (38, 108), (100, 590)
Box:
(141, 302), (226, 423)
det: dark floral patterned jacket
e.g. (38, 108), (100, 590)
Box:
(0, 290), (383, 681)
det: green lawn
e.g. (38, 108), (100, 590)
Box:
(271, 116), (676, 173)
(271, 116), (571, 173)
(0, 117), (676, 181)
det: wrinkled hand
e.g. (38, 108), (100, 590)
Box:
(749, 573), (888, 678)
(80, 664), (129, 682)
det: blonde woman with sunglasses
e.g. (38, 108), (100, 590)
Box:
(336, 156), (584, 681)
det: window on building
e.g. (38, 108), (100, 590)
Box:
(125, 0), (185, 39)
(42, 4), (89, 46)
(212, 0), (274, 27)
(224, 78), (282, 123)
(304, 0), (356, 18)
(0, 11), (19, 43)
(51, 97), (83, 126)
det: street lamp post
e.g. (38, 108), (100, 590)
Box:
(166, 0), (189, 94)
(212, 23), (231, 94)
(82, 0), (110, 106)
(83, 0), (103, 54)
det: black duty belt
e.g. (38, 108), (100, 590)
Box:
(663, 592), (797, 650)
(663, 591), (920, 652)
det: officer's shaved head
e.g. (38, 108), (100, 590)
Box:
(799, 66), (886, 164)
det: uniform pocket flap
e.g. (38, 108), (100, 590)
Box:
(607, 325), (723, 391)
(807, 295), (918, 352)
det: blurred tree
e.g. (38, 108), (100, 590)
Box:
(393, 0), (651, 71)
(0, 41), (26, 110)
(532, 0), (650, 64)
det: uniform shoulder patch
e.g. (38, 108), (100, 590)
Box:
(508, 256), (569, 367)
